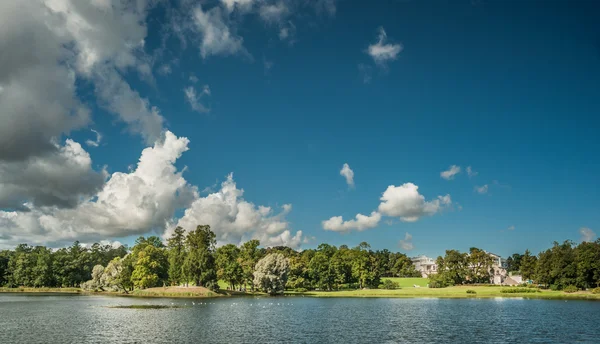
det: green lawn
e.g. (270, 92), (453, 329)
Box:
(381, 277), (428, 288)
(287, 285), (600, 300)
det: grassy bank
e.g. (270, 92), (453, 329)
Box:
(3, 283), (600, 301)
(288, 285), (600, 300)
(131, 286), (229, 298)
(0, 287), (82, 294)
(1, 286), (263, 299)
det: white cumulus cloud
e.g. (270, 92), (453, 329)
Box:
(323, 182), (451, 233)
(322, 211), (381, 232)
(173, 174), (305, 249)
(0, 131), (196, 248)
(378, 183), (452, 222)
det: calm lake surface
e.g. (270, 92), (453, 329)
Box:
(1, 294), (599, 343)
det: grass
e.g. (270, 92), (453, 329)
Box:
(0, 287), (81, 294)
(380, 277), (429, 288)
(287, 285), (600, 300)
(132, 286), (220, 298)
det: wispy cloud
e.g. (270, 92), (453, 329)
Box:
(85, 129), (102, 148)
(441, 165), (461, 180)
(366, 27), (403, 67)
(475, 184), (489, 194)
(399, 232), (414, 251)
(340, 163), (355, 188)
(184, 85), (211, 113)
(157, 64), (172, 76)
(466, 166), (478, 178)
(580, 227), (596, 242)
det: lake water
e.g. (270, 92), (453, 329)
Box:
(1, 294), (599, 343)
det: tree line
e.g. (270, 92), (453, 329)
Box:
(429, 240), (600, 290)
(0, 225), (420, 293)
(506, 240), (600, 290)
(3, 226), (597, 293)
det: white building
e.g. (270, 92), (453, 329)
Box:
(411, 251), (511, 284)
(411, 255), (438, 278)
(487, 252), (508, 285)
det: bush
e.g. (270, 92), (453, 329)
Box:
(591, 287), (600, 294)
(500, 287), (540, 294)
(563, 285), (578, 293)
(427, 280), (444, 288)
(381, 280), (400, 290)
(527, 284), (538, 288)
(428, 274), (453, 288)
(466, 289), (476, 294)
(549, 284), (560, 291)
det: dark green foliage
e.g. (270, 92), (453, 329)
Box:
(215, 244), (243, 290)
(428, 272), (454, 288)
(3, 242), (127, 288)
(381, 279), (400, 290)
(466, 289), (476, 294)
(183, 225), (218, 290)
(506, 253), (523, 273)
(239, 240), (262, 290)
(520, 249), (537, 281)
(467, 247), (494, 284)
(429, 249), (469, 287)
(167, 227), (186, 286)
(0, 250), (10, 286)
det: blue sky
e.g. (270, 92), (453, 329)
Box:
(0, 0), (598, 258)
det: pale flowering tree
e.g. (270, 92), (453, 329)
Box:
(253, 253), (290, 295)
(82, 264), (105, 291)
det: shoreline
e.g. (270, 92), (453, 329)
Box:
(2, 286), (600, 301)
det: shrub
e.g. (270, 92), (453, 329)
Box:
(500, 287), (540, 294)
(466, 289), (476, 294)
(591, 287), (600, 294)
(381, 280), (400, 290)
(527, 284), (538, 288)
(549, 284), (560, 291)
(563, 285), (578, 293)
(428, 274), (453, 288)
